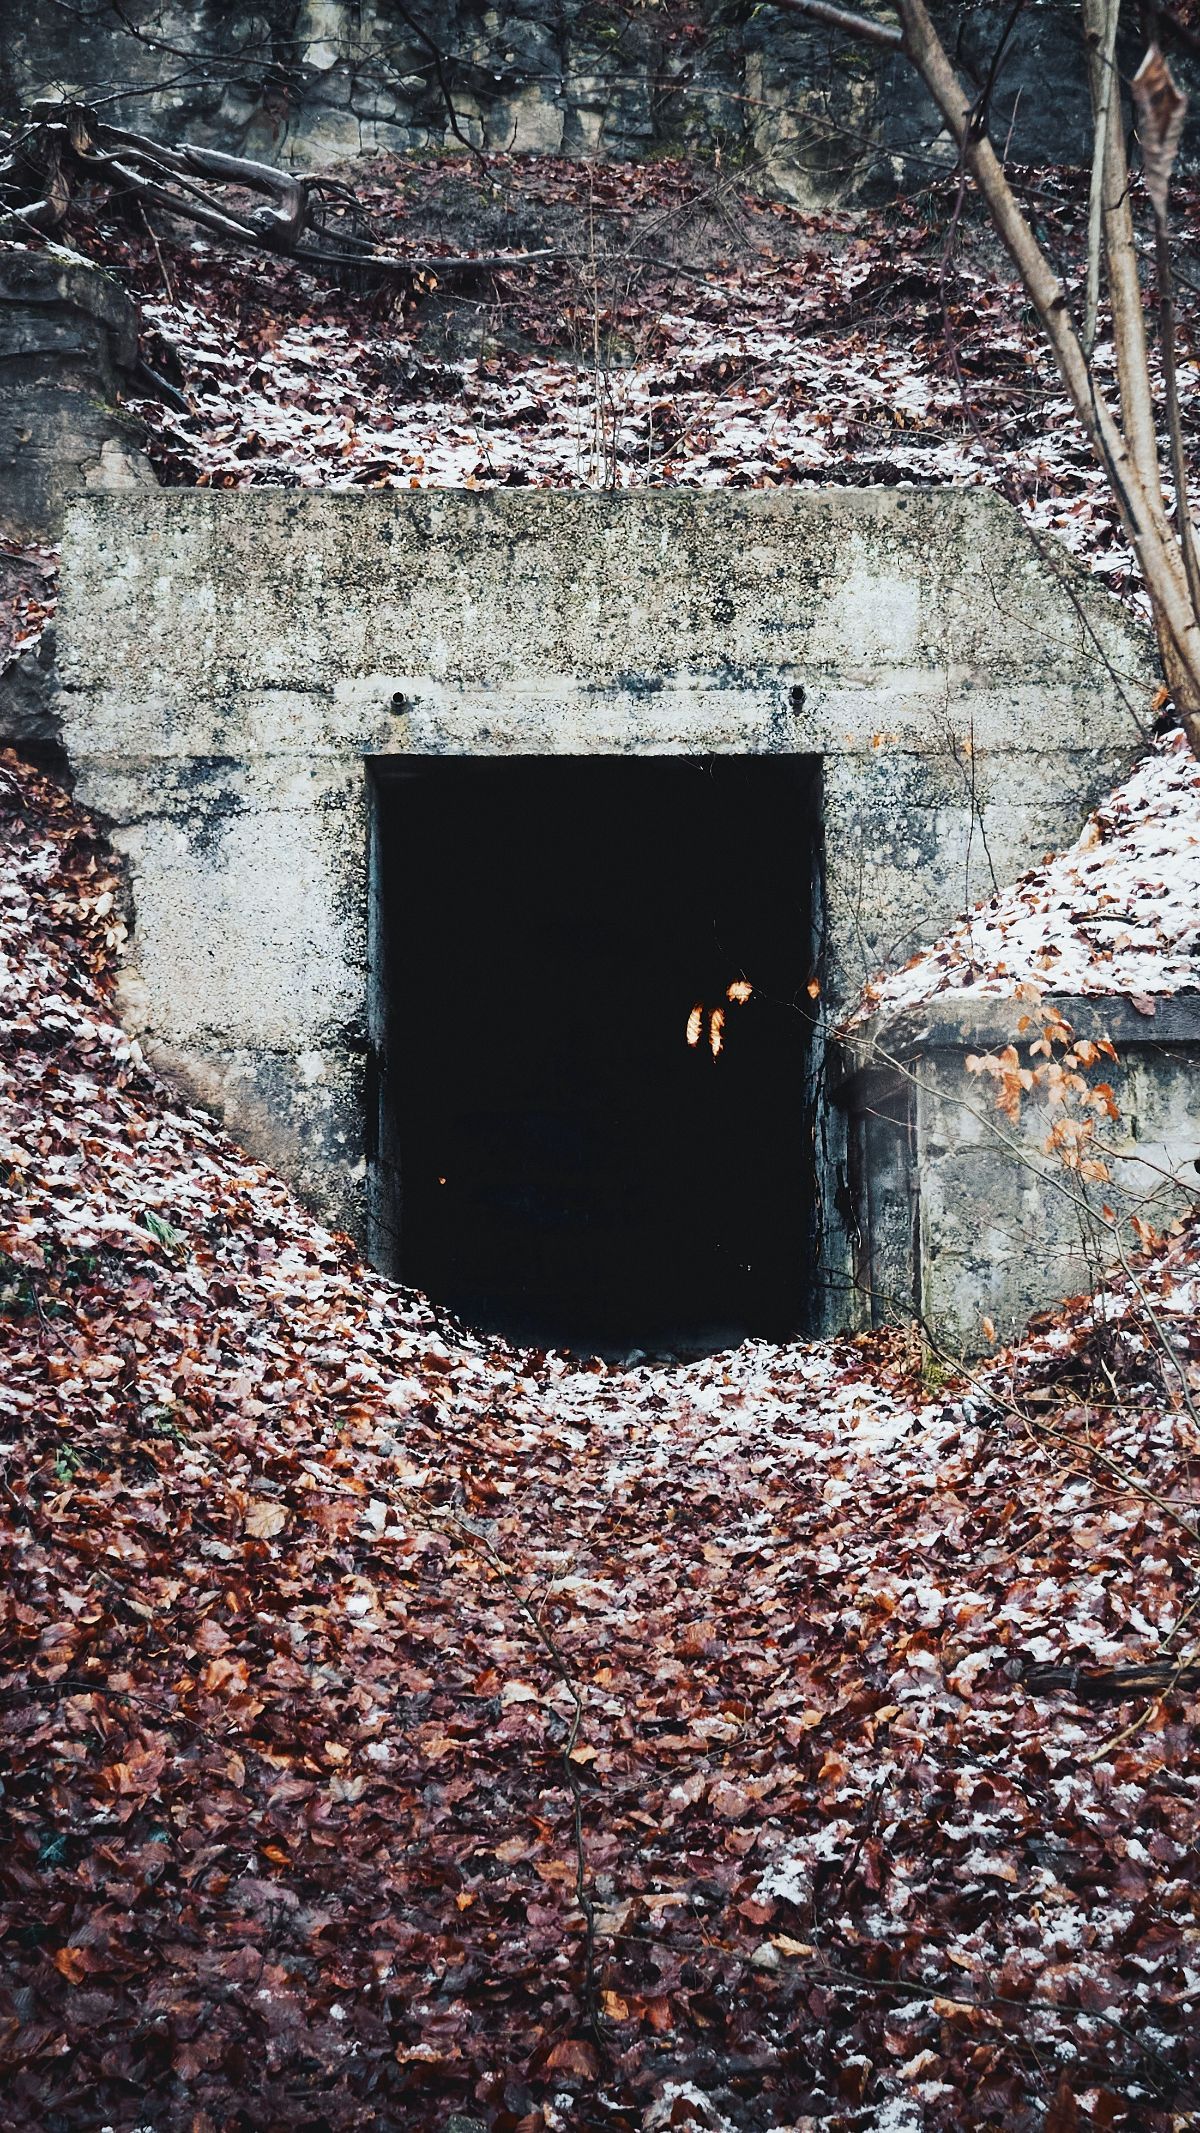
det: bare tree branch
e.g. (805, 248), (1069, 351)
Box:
(1083, 0), (1120, 355)
(778, 0), (1200, 756)
(768, 0), (903, 52)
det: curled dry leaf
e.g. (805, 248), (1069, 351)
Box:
(542, 2037), (600, 2082)
(1133, 45), (1188, 221)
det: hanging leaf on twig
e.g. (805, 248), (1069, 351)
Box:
(1132, 44), (1188, 223)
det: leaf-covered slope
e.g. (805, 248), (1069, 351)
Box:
(2, 755), (1199, 2130)
(94, 153), (1180, 621)
(846, 729), (1200, 1024)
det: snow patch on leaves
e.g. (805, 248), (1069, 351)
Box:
(2, 750), (1198, 2128)
(111, 155), (1165, 621)
(848, 729), (1200, 1020)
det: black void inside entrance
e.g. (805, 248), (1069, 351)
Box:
(369, 756), (821, 1357)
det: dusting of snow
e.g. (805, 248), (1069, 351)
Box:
(864, 2104), (925, 2133)
(847, 731), (1200, 1020)
(643, 2084), (736, 2132)
(113, 183), (1163, 631)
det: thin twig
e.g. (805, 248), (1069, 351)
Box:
(138, 199), (173, 302)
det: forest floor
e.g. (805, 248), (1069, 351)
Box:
(117, 153), (1159, 609)
(2, 747), (1199, 2133)
(5, 145), (1188, 653)
(1, 155), (1199, 2132)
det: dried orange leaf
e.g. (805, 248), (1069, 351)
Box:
(1133, 45), (1188, 220)
(544, 2037), (599, 2079)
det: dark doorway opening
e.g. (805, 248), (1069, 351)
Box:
(369, 756), (821, 1357)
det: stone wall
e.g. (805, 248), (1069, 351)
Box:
(0, 0), (1163, 205)
(54, 486), (1154, 1326)
(0, 247), (154, 543)
(0, 246), (156, 767)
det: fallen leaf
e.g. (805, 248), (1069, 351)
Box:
(543, 2037), (599, 2081)
(245, 1500), (288, 1539)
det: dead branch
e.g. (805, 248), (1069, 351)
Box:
(769, 0), (903, 48)
(1026, 1659), (1200, 1698)
(776, 0), (1200, 759)
(0, 102), (559, 288)
(107, 127), (309, 246)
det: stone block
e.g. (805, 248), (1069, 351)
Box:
(0, 247), (155, 541)
(836, 996), (1200, 1351)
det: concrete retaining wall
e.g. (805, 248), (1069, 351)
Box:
(836, 996), (1200, 1351)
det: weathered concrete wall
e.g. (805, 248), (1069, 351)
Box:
(55, 486), (1155, 1319)
(837, 997), (1200, 1350)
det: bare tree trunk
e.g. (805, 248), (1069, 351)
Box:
(1083, 0), (1120, 356)
(776, 0), (1200, 753)
(1080, 0), (1200, 716)
(1082, 0), (1159, 493)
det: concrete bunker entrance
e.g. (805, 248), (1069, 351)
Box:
(55, 490), (1157, 1345)
(368, 755), (822, 1355)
